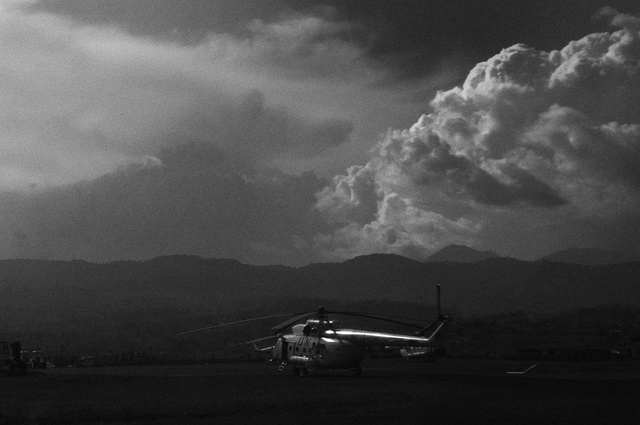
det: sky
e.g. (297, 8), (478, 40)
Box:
(1, 0), (640, 266)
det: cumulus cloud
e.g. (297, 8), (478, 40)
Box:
(315, 192), (480, 261)
(374, 125), (566, 207)
(315, 8), (640, 261)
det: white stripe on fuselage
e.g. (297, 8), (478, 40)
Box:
(328, 328), (439, 347)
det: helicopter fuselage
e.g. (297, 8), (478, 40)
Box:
(270, 318), (445, 373)
(273, 334), (366, 371)
(272, 320), (367, 371)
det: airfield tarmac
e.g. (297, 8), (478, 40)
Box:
(1, 358), (638, 424)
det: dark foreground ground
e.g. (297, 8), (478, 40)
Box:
(1, 358), (639, 424)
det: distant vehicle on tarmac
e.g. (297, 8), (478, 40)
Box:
(399, 346), (438, 361)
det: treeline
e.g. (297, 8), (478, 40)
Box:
(2, 255), (640, 361)
(10, 302), (640, 363)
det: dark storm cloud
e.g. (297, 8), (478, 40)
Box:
(25, 0), (291, 43)
(0, 0), (365, 190)
(30, 0), (639, 83)
(295, 119), (354, 157)
(177, 89), (355, 170)
(0, 76), (353, 264)
(0, 141), (329, 265)
(496, 166), (567, 207)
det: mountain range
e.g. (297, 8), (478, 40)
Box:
(426, 244), (500, 263)
(1, 247), (639, 355)
(537, 247), (640, 265)
(426, 245), (639, 265)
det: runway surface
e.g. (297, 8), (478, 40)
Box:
(1, 358), (638, 424)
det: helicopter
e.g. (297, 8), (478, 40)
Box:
(178, 285), (451, 376)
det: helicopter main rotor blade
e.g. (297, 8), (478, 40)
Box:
(324, 311), (425, 329)
(226, 335), (279, 349)
(270, 311), (316, 334)
(175, 314), (297, 336)
(269, 309), (434, 334)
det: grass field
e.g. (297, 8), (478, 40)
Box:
(1, 358), (638, 424)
